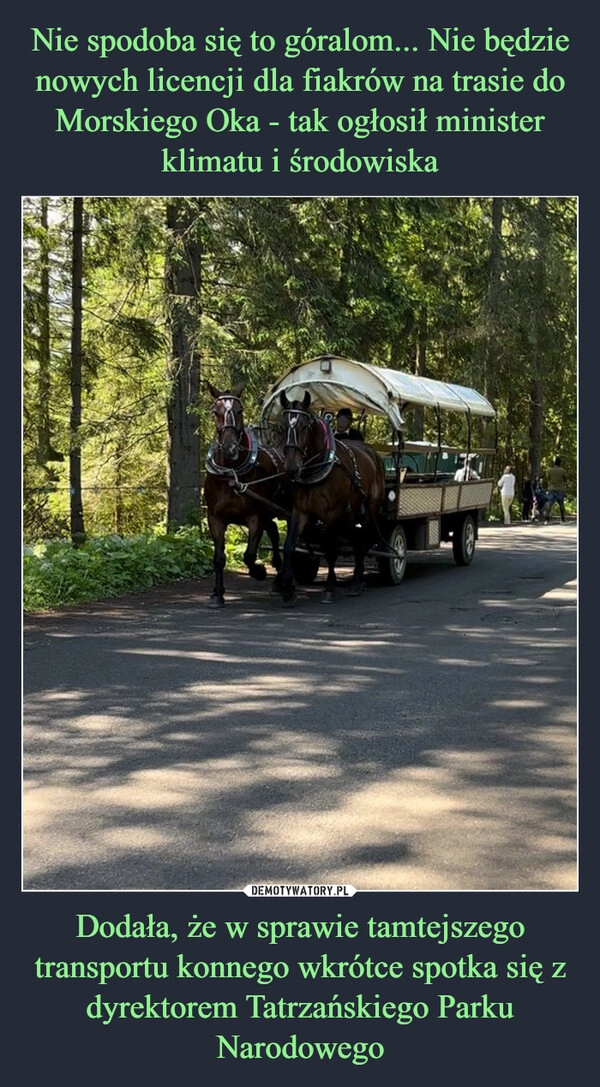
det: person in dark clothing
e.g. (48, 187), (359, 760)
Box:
(532, 476), (547, 521)
(544, 456), (567, 523)
(334, 408), (363, 441)
(521, 474), (534, 521)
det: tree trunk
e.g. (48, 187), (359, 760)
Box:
(36, 199), (63, 469)
(165, 199), (201, 527)
(528, 198), (550, 476)
(69, 197), (86, 546)
(479, 197), (504, 453)
(528, 378), (544, 479)
(413, 306), (427, 440)
(37, 199), (52, 462)
(486, 197), (503, 398)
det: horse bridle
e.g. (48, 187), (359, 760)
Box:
(282, 407), (314, 454)
(211, 395), (244, 447)
(281, 408), (339, 484)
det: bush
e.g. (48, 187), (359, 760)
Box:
(23, 527), (214, 611)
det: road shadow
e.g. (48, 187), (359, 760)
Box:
(23, 524), (577, 892)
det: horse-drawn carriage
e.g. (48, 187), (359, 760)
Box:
(204, 355), (496, 606)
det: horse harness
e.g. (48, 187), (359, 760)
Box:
(283, 409), (368, 500)
(206, 403), (289, 516)
(210, 393), (242, 435)
(205, 423), (261, 479)
(282, 411), (338, 484)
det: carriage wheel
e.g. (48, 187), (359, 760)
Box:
(291, 551), (321, 585)
(452, 514), (476, 566)
(377, 524), (407, 586)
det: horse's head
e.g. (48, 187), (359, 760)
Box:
(207, 381), (246, 461)
(280, 390), (313, 479)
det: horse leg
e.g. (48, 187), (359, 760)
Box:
(322, 537), (339, 603)
(346, 528), (368, 596)
(208, 518), (226, 608)
(264, 518), (283, 594)
(243, 515), (267, 581)
(280, 516), (303, 606)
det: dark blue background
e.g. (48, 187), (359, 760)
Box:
(16, 6), (587, 195)
(9, 2), (590, 1082)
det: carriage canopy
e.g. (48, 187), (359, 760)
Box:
(260, 355), (496, 432)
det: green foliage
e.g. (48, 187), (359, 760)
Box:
(222, 521), (285, 567)
(23, 194), (577, 566)
(23, 528), (213, 611)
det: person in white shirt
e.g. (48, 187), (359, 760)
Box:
(454, 455), (480, 481)
(497, 465), (516, 524)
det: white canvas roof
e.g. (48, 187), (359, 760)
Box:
(260, 355), (495, 432)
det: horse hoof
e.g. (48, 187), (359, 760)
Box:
(208, 595), (225, 609)
(322, 591), (335, 604)
(249, 563), (267, 581)
(282, 592), (297, 607)
(270, 581), (283, 596)
(345, 583), (364, 597)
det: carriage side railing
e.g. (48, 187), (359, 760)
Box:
(383, 477), (494, 519)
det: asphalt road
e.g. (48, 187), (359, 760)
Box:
(23, 520), (577, 893)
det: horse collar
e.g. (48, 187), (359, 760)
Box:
(205, 426), (259, 477)
(298, 417), (337, 483)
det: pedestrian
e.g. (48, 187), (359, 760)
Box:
(532, 476), (547, 520)
(521, 473), (534, 521)
(497, 465), (516, 524)
(544, 456), (567, 524)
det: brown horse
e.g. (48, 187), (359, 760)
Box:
(203, 382), (287, 608)
(278, 390), (385, 605)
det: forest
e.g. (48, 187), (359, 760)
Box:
(22, 195), (577, 552)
